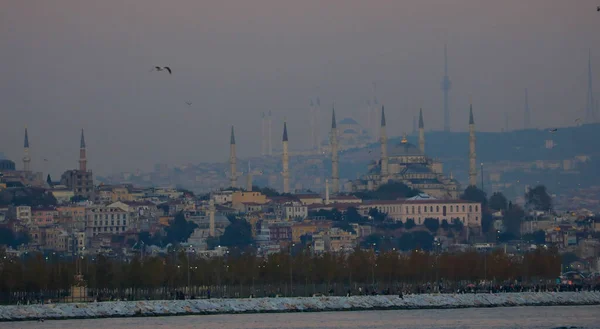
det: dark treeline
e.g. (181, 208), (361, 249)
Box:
(0, 247), (563, 303)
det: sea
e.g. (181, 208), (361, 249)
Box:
(3, 305), (598, 329)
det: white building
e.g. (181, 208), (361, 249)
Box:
(282, 202), (308, 221)
(16, 206), (31, 223)
(360, 199), (482, 227)
(212, 190), (234, 205)
(85, 205), (131, 240)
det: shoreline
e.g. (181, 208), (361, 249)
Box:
(1, 292), (599, 322)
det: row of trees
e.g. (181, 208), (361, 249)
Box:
(0, 247), (562, 295)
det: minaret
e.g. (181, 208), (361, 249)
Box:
(441, 44), (452, 132)
(267, 110), (273, 156)
(208, 198), (216, 237)
(380, 105), (388, 183)
(524, 88), (531, 129)
(79, 129), (87, 172)
(418, 108), (425, 154)
(468, 103), (477, 187)
(23, 128), (31, 172)
(330, 107), (339, 193)
(261, 112), (266, 156)
(229, 126), (237, 188)
(586, 49), (596, 123)
(282, 122), (290, 193)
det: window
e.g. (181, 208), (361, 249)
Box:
(475, 205), (479, 211)
(450, 206), (453, 212)
(123, 214), (127, 219)
(430, 206), (433, 212)
(443, 206), (447, 216)
(469, 206), (472, 212)
(111, 214), (114, 220)
(462, 205), (465, 212)
(424, 206), (427, 213)
(436, 206), (439, 212)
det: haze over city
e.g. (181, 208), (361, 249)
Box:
(1, 0), (599, 176)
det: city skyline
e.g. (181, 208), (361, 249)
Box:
(1, 0), (599, 176)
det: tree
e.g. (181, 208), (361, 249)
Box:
(440, 219), (450, 231)
(525, 185), (552, 212)
(461, 186), (488, 208)
(164, 212), (198, 244)
(481, 211), (494, 234)
(368, 208), (387, 222)
(219, 216), (254, 249)
(344, 207), (366, 223)
(423, 218), (440, 233)
(522, 230), (546, 245)
(252, 186), (280, 197)
(489, 192), (508, 211)
(46, 174), (53, 187)
(451, 218), (464, 232)
(404, 218), (416, 230)
(503, 202), (525, 237)
(333, 221), (356, 234)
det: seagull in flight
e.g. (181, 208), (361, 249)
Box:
(185, 102), (192, 107)
(548, 128), (558, 133)
(150, 66), (172, 74)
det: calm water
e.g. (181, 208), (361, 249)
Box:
(3, 305), (599, 329)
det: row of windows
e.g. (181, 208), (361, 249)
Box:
(376, 204), (479, 216)
(92, 226), (127, 233)
(92, 213), (127, 220)
(93, 220), (127, 226)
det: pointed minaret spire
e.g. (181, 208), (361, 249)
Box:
(282, 121), (288, 141)
(229, 126), (237, 188)
(586, 48), (596, 123)
(24, 128), (30, 148)
(282, 121), (290, 193)
(330, 107), (339, 194)
(79, 129), (87, 172)
(331, 105), (337, 129)
(380, 105), (388, 183)
(441, 44), (452, 132)
(468, 102), (477, 187)
(22, 127), (31, 172)
(418, 108), (425, 154)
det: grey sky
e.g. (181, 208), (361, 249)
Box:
(1, 0), (599, 176)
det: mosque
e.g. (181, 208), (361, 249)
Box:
(344, 106), (478, 200)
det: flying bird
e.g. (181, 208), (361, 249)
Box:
(597, 6), (599, 11)
(549, 128), (558, 133)
(150, 66), (172, 74)
(185, 102), (192, 106)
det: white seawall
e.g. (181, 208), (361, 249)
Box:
(1, 292), (599, 321)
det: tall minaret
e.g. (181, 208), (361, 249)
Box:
(380, 105), (388, 183)
(330, 107), (339, 194)
(468, 103), (477, 187)
(261, 112), (266, 156)
(208, 198), (216, 237)
(229, 126), (237, 188)
(282, 122), (290, 193)
(524, 88), (531, 129)
(418, 108), (425, 154)
(586, 49), (596, 123)
(79, 129), (87, 172)
(267, 110), (273, 156)
(23, 128), (31, 172)
(441, 44), (452, 132)
(246, 162), (253, 191)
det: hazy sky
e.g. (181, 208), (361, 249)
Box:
(1, 0), (599, 176)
